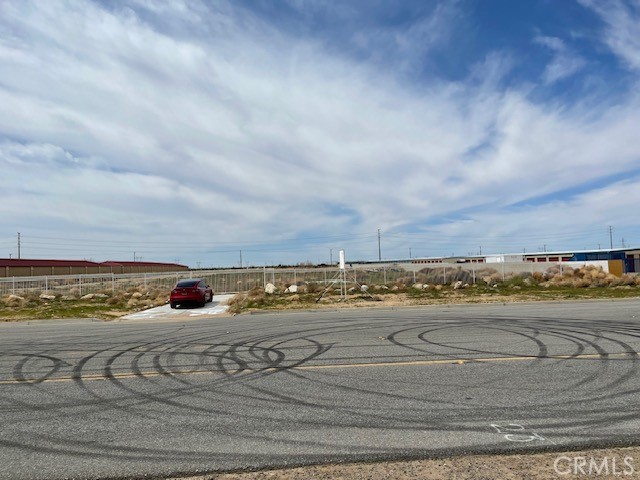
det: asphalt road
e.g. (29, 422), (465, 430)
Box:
(1, 299), (640, 479)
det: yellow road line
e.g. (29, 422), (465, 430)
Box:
(1, 352), (636, 385)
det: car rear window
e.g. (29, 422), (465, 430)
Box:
(176, 280), (199, 288)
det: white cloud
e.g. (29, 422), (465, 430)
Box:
(0, 0), (639, 264)
(580, 0), (640, 71)
(535, 35), (587, 84)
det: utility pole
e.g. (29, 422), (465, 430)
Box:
(409, 247), (412, 259)
(609, 226), (613, 250)
(330, 248), (333, 265)
(377, 229), (381, 261)
(622, 238), (626, 248)
(133, 251), (136, 262)
(239, 250), (243, 268)
(17, 232), (21, 259)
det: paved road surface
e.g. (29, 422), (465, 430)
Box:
(1, 300), (639, 479)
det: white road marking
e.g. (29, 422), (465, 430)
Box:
(491, 423), (556, 445)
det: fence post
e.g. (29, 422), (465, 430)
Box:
(45, 276), (48, 293)
(443, 266), (446, 285)
(12, 277), (15, 295)
(472, 264), (476, 284)
(79, 275), (82, 296)
(383, 266), (387, 285)
(144, 273), (147, 289)
(112, 273), (115, 293)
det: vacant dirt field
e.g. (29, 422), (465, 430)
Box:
(172, 446), (640, 479)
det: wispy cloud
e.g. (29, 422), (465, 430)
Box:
(534, 35), (587, 84)
(580, 0), (640, 71)
(0, 0), (639, 264)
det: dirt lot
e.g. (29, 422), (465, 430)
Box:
(172, 447), (640, 479)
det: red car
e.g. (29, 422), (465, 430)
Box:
(169, 278), (213, 308)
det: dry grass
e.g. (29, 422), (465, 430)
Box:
(0, 285), (171, 321)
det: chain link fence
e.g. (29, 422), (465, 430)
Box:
(0, 266), (414, 297)
(0, 262), (597, 298)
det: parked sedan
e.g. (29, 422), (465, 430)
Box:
(169, 278), (213, 308)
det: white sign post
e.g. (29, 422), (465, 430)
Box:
(339, 250), (346, 299)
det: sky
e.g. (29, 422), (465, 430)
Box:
(1, 0), (640, 268)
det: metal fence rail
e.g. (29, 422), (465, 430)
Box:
(0, 266), (411, 297)
(0, 262), (603, 298)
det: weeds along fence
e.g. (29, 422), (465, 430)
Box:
(0, 267), (410, 297)
(0, 262), (600, 297)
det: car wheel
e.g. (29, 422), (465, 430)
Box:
(170, 302), (176, 309)
(200, 296), (206, 307)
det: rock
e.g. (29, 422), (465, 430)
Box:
(435, 285), (443, 291)
(381, 285), (389, 290)
(81, 294), (95, 300)
(391, 286), (399, 291)
(360, 285), (369, 292)
(265, 283), (277, 294)
(284, 284), (298, 294)
(94, 293), (108, 299)
(39, 294), (56, 301)
(453, 281), (464, 290)
(131, 292), (143, 299)
(423, 284), (430, 290)
(413, 283), (424, 290)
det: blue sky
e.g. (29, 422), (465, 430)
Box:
(1, 0), (640, 267)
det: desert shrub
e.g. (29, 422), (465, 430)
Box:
(482, 273), (502, 285)
(305, 282), (320, 294)
(227, 292), (269, 313)
(447, 268), (474, 284)
(610, 275), (637, 287)
(247, 286), (265, 298)
(3, 295), (26, 307)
